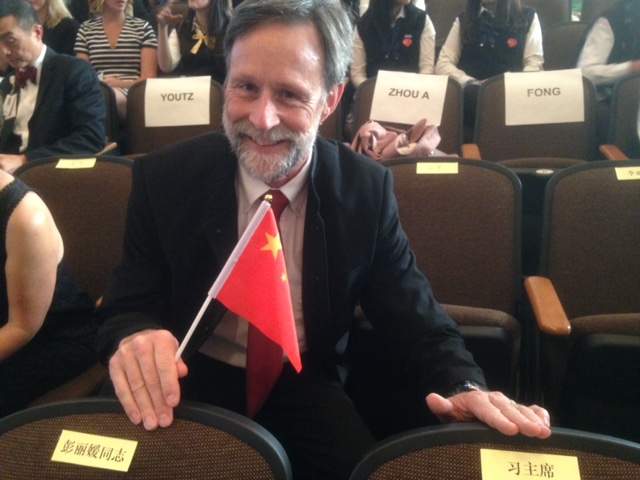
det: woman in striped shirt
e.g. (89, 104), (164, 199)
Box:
(75, 0), (157, 121)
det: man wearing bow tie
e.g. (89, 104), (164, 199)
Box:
(0, 0), (105, 173)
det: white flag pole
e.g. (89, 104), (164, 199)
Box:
(174, 199), (272, 361)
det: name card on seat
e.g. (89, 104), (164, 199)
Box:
(144, 76), (211, 127)
(371, 71), (448, 126)
(504, 69), (584, 126)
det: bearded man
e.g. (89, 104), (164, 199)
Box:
(96, 1), (551, 479)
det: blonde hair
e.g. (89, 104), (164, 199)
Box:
(43, 0), (73, 28)
(92, 0), (134, 17)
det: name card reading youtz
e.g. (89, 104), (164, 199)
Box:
(371, 70), (448, 126)
(504, 69), (584, 126)
(144, 75), (211, 127)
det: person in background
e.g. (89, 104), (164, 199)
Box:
(350, 0), (435, 89)
(358, 0), (425, 16)
(96, 1), (551, 479)
(156, 0), (231, 84)
(75, 0), (157, 121)
(577, 0), (640, 146)
(0, 169), (96, 417)
(26, 0), (79, 56)
(0, 0), (106, 173)
(577, 0), (640, 101)
(435, 0), (543, 135)
(68, 0), (153, 27)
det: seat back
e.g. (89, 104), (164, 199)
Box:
(350, 423), (640, 480)
(124, 78), (224, 155)
(581, 0), (618, 22)
(606, 71), (640, 159)
(382, 157), (522, 394)
(318, 100), (343, 141)
(543, 22), (589, 71)
(15, 156), (133, 303)
(540, 160), (640, 319)
(473, 74), (597, 161)
(352, 76), (463, 155)
(525, 0), (571, 34)
(99, 81), (119, 146)
(0, 398), (292, 479)
(426, 0), (466, 49)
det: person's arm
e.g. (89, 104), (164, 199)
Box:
(0, 155), (27, 174)
(156, 5), (183, 73)
(0, 191), (63, 361)
(350, 28), (368, 89)
(419, 15), (436, 74)
(522, 12), (543, 72)
(577, 17), (640, 86)
(435, 18), (475, 84)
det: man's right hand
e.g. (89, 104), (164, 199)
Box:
(109, 329), (188, 430)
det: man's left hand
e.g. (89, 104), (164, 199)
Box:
(0, 154), (27, 173)
(426, 390), (551, 439)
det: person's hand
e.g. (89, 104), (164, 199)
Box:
(426, 390), (551, 439)
(0, 154), (27, 174)
(156, 4), (182, 27)
(109, 329), (188, 431)
(631, 60), (640, 73)
(101, 76), (131, 89)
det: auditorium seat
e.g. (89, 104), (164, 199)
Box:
(543, 22), (589, 71)
(599, 72), (640, 160)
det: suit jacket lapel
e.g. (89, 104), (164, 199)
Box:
(302, 146), (333, 363)
(33, 48), (55, 117)
(0, 76), (18, 153)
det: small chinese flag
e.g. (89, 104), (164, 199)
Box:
(215, 203), (301, 372)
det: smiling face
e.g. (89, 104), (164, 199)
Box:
(0, 15), (42, 70)
(222, 21), (341, 187)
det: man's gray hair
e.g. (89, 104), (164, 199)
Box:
(224, 0), (354, 93)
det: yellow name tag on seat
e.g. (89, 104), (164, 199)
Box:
(416, 162), (458, 174)
(51, 430), (138, 472)
(56, 158), (97, 169)
(481, 448), (580, 479)
(615, 166), (640, 181)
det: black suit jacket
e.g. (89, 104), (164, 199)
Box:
(96, 133), (485, 394)
(0, 47), (106, 160)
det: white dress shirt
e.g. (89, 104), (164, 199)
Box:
(350, 7), (436, 88)
(199, 155), (312, 368)
(14, 45), (46, 153)
(435, 9), (544, 85)
(359, 0), (426, 16)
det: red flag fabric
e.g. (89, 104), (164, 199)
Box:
(216, 207), (302, 372)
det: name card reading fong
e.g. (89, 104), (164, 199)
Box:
(144, 75), (211, 127)
(481, 448), (581, 480)
(371, 70), (448, 126)
(51, 430), (138, 472)
(504, 69), (584, 126)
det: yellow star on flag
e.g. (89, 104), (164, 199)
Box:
(280, 273), (288, 282)
(261, 232), (282, 259)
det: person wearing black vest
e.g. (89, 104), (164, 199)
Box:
(577, 0), (640, 101)
(350, 0), (435, 89)
(435, 0), (543, 136)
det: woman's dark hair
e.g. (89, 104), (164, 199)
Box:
(462, 0), (527, 44)
(179, 0), (231, 58)
(362, 0), (397, 36)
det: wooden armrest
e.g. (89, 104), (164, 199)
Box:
(461, 143), (482, 160)
(599, 144), (629, 161)
(524, 276), (571, 336)
(96, 142), (118, 155)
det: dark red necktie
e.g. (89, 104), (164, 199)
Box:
(15, 67), (37, 89)
(246, 189), (290, 418)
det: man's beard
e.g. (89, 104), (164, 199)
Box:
(223, 110), (319, 185)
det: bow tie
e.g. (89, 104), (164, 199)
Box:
(191, 31), (215, 54)
(15, 67), (37, 89)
